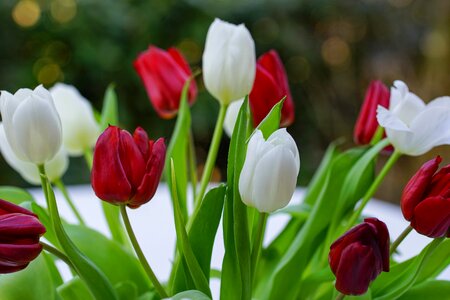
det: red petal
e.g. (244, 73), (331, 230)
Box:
(0, 199), (37, 217)
(0, 262), (28, 274)
(428, 165), (450, 198)
(401, 156), (442, 221)
(133, 127), (150, 159)
(411, 196), (450, 238)
(91, 126), (132, 204)
(0, 214), (46, 237)
(364, 218), (390, 271)
(118, 129), (146, 194)
(0, 243), (42, 265)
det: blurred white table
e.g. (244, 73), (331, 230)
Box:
(30, 184), (449, 298)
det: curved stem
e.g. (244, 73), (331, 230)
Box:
(251, 212), (268, 286)
(54, 179), (86, 225)
(390, 225), (413, 256)
(345, 150), (402, 229)
(119, 205), (168, 298)
(188, 129), (198, 204)
(336, 293), (345, 300)
(41, 241), (76, 270)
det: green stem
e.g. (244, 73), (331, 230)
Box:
(41, 241), (76, 270)
(54, 179), (86, 225)
(370, 126), (385, 145)
(345, 150), (401, 229)
(119, 205), (168, 298)
(390, 225), (413, 256)
(336, 293), (345, 300)
(189, 103), (228, 229)
(188, 129), (198, 204)
(251, 212), (268, 286)
(83, 148), (93, 170)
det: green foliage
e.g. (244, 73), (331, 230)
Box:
(170, 290), (211, 300)
(0, 186), (35, 204)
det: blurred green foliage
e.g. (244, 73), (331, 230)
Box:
(0, 0), (449, 201)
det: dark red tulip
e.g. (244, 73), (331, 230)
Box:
(329, 218), (390, 295)
(92, 126), (166, 208)
(0, 199), (46, 274)
(401, 156), (450, 238)
(354, 80), (390, 145)
(249, 50), (294, 127)
(134, 46), (197, 119)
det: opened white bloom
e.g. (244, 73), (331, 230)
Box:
(377, 80), (450, 156)
(50, 83), (100, 156)
(203, 18), (256, 105)
(224, 98), (244, 137)
(0, 85), (62, 164)
(0, 124), (68, 184)
(239, 129), (300, 213)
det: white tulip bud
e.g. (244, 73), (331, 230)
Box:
(223, 98), (244, 137)
(0, 124), (68, 185)
(0, 85), (62, 164)
(376, 80), (450, 156)
(239, 129), (300, 213)
(203, 18), (256, 105)
(50, 83), (100, 156)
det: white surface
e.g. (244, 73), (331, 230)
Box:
(29, 184), (449, 298)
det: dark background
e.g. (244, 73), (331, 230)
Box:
(0, 0), (449, 203)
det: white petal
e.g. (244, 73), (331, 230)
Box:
(267, 128), (300, 170)
(389, 80), (408, 109)
(376, 105), (410, 132)
(391, 92), (425, 126)
(223, 99), (244, 137)
(427, 96), (450, 109)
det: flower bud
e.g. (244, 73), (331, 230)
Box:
(329, 218), (390, 295)
(92, 126), (166, 208)
(0, 85), (62, 164)
(0, 124), (68, 185)
(203, 18), (256, 104)
(223, 98), (244, 137)
(238, 129), (300, 213)
(354, 80), (390, 145)
(50, 83), (100, 156)
(134, 46), (197, 119)
(249, 50), (294, 127)
(401, 156), (450, 238)
(0, 199), (46, 274)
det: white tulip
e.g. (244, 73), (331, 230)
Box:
(239, 129), (300, 213)
(223, 98), (244, 137)
(377, 80), (450, 156)
(0, 124), (68, 184)
(0, 85), (62, 164)
(203, 18), (256, 105)
(50, 83), (100, 156)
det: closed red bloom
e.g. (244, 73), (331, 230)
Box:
(249, 50), (294, 127)
(134, 46), (197, 119)
(92, 126), (166, 208)
(329, 218), (390, 295)
(354, 80), (390, 145)
(0, 199), (46, 274)
(401, 156), (450, 238)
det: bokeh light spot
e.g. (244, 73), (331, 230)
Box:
(37, 63), (62, 85)
(421, 31), (448, 59)
(51, 0), (77, 24)
(12, 0), (41, 28)
(321, 37), (350, 67)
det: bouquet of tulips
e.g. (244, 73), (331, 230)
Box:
(0, 18), (449, 300)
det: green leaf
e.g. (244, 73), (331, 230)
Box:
(115, 281), (138, 300)
(254, 97), (285, 139)
(275, 203), (311, 219)
(397, 280), (450, 300)
(100, 83), (119, 130)
(42, 252), (64, 287)
(165, 79), (192, 223)
(172, 185), (226, 293)
(170, 160), (212, 297)
(0, 254), (56, 300)
(57, 277), (94, 300)
(31, 202), (59, 247)
(169, 290), (211, 300)
(0, 186), (35, 205)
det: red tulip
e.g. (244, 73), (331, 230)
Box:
(92, 126), (166, 208)
(0, 199), (46, 274)
(134, 46), (197, 119)
(249, 50), (294, 127)
(401, 156), (450, 238)
(354, 80), (390, 145)
(329, 218), (390, 295)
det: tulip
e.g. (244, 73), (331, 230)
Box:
(0, 124), (68, 185)
(203, 18), (256, 105)
(354, 80), (390, 145)
(223, 98), (244, 137)
(376, 80), (450, 156)
(249, 50), (294, 127)
(239, 129), (300, 213)
(0, 85), (62, 164)
(134, 46), (197, 119)
(329, 218), (390, 295)
(50, 83), (100, 156)
(0, 199), (46, 274)
(92, 126), (166, 208)
(401, 156), (450, 238)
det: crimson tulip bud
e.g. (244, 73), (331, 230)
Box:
(249, 50), (294, 127)
(91, 126), (166, 208)
(329, 218), (390, 295)
(0, 199), (46, 274)
(134, 46), (197, 119)
(401, 156), (450, 238)
(354, 80), (390, 145)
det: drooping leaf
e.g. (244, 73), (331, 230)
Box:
(254, 97), (284, 139)
(397, 280), (450, 300)
(170, 290), (211, 300)
(0, 186), (35, 205)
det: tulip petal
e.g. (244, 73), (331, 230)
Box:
(0, 214), (46, 236)
(411, 196), (450, 238)
(426, 96), (450, 109)
(267, 128), (300, 170)
(118, 129), (146, 194)
(133, 127), (149, 158)
(0, 243), (43, 265)
(364, 218), (390, 271)
(377, 106), (411, 132)
(0, 199), (38, 217)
